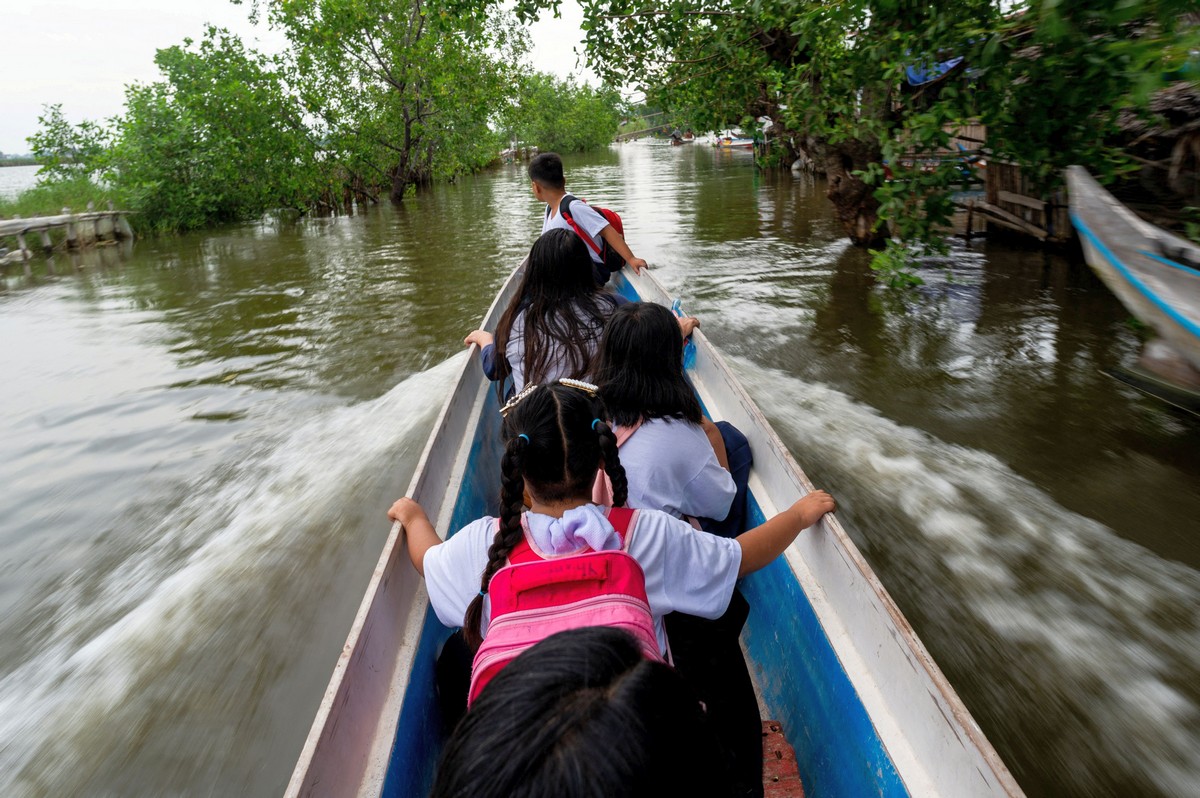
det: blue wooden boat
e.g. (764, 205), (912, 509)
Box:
(1067, 166), (1200, 403)
(285, 265), (1023, 798)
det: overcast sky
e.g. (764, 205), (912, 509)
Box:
(0, 0), (594, 155)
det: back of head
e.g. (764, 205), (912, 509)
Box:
(460, 383), (629, 648)
(503, 382), (613, 503)
(595, 302), (702, 427)
(528, 152), (566, 190)
(493, 230), (612, 390)
(523, 228), (596, 302)
(431, 627), (733, 798)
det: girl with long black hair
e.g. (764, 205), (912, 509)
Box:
(465, 229), (620, 396)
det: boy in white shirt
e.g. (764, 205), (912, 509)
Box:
(529, 152), (648, 284)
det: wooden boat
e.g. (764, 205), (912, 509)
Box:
(1066, 166), (1200, 396)
(285, 265), (1023, 798)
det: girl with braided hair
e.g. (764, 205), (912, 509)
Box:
(387, 381), (835, 717)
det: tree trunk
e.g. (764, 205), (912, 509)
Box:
(823, 139), (888, 246)
(389, 165), (409, 203)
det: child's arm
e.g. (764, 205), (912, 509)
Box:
(388, 497), (440, 576)
(599, 226), (649, 274)
(736, 491), (836, 577)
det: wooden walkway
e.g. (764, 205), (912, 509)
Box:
(0, 202), (133, 273)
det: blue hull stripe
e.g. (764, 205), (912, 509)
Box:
(1071, 210), (1200, 341)
(740, 495), (907, 797)
(1137, 248), (1200, 280)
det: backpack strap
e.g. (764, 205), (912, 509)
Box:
(559, 195), (604, 257)
(606, 506), (637, 551)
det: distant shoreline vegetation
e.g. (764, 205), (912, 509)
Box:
(0, 157), (40, 167)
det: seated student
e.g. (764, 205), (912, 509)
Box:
(430, 626), (734, 798)
(593, 301), (751, 536)
(530, 151), (648, 285)
(592, 301), (763, 797)
(464, 229), (619, 396)
(387, 381), (834, 713)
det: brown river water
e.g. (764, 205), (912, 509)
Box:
(1, 143), (1198, 797)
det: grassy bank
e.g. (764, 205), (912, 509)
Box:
(0, 178), (125, 251)
(0, 177), (118, 220)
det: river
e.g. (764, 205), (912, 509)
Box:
(1, 142), (1198, 797)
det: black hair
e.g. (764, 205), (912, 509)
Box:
(595, 302), (702, 428)
(461, 383), (628, 649)
(492, 229), (614, 396)
(528, 151), (565, 190)
(430, 627), (733, 798)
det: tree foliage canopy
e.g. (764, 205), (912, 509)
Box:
(503, 0), (1198, 264)
(25, 0), (623, 231)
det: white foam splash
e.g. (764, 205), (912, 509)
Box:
(734, 359), (1200, 797)
(0, 353), (464, 795)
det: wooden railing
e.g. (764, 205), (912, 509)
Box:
(0, 201), (133, 271)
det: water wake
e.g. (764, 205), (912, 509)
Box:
(0, 354), (464, 796)
(735, 360), (1200, 796)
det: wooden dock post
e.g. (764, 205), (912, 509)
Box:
(38, 229), (53, 253)
(13, 216), (33, 276)
(63, 207), (79, 248)
(86, 201), (99, 244)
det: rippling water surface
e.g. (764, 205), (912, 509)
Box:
(1, 143), (1198, 797)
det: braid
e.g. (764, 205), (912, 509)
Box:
(594, 420), (628, 508)
(463, 435), (529, 649)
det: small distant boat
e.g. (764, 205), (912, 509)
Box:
(285, 265), (1022, 798)
(1066, 166), (1200, 403)
(714, 135), (754, 149)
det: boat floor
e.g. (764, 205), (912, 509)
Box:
(762, 720), (806, 797)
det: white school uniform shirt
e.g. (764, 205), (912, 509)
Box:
(542, 197), (609, 264)
(422, 505), (742, 652)
(618, 418), (736, 521)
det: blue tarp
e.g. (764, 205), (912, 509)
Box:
(905, 56), (964, 86)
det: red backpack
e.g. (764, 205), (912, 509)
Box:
(468, 507), (662, 705)
(559, 195), (627, 284)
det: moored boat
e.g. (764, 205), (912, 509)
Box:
(285, 265), (1022, 798)
(1066, 166), (1200, 400)
(714, 135), (754, 149)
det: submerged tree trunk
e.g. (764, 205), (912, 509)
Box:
(823, 139), (888, 246)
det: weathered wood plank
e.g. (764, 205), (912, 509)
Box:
(974, 201), (1048, 240)
(997, 189), (1046, 211)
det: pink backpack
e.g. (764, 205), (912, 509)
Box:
(468, 507), (662, 705)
